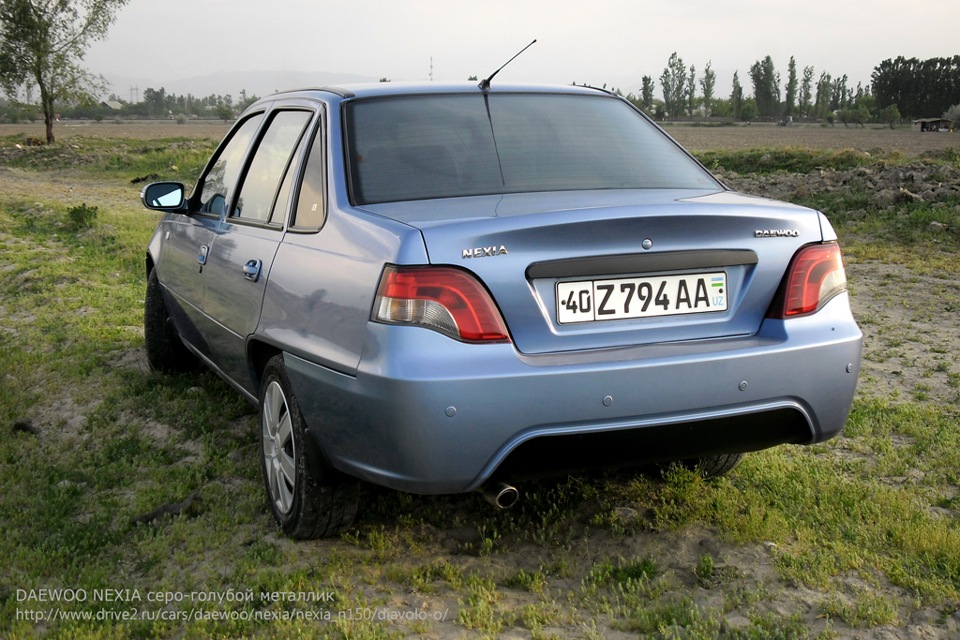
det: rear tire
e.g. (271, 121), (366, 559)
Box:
(259, 355), (359, 539)
(144, 269), (199, 373)
(691, 453), (743, 478)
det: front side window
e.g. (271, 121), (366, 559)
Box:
(199, 113), (264, 214)
(345, 93), (721, 205)
(235, 110), (313, 223)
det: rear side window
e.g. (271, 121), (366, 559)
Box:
(293, 123), (326, 229)
(234, 110), (312, 223)
(345, 93), (719, 205)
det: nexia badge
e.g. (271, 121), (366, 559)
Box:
(755, 229), (800, 238)
(462, 245), (508, 259)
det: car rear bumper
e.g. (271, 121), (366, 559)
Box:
(284, 293), (862, 494)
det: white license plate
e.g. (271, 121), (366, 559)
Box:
(557, 272), (727, 324)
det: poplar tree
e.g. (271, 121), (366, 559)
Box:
(659, 52), (687, 118)
(799, 66), (815, 118)
(640, 75), (655, 113)
(784, 56), (798, 118)
(749, 55), (780, 118)
(730, 71), (744, 120)
(700, 61), (716, 117)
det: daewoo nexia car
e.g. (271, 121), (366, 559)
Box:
(141, 82), (861, 538)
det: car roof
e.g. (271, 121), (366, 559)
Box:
(265, 82), (613, 102)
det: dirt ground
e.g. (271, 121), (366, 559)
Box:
(670, 124), (960, 155)
(2, 125), (959, 638)
(3, 119), (958, 155)
(0, 120), (232, 141)
(845, 261), (960, 407)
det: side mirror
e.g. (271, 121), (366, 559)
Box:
(141, 182), (187, 212)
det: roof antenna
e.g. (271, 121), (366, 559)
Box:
(479, 39), (537, 91)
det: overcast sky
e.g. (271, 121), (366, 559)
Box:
(85, 0), (958, 97)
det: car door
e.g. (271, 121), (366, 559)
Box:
(156, 112), (265, 358)
(199, 108), (315, 389)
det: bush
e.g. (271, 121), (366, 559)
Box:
(945, 104), (960, 129)
(67, 203), (98, 229)
(879, 104), (902, 129)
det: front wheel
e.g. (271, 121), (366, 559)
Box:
(259, 355), (358, 538)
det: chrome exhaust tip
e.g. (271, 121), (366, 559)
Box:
(478, 481), (519, 510)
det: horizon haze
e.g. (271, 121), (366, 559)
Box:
(83, 0), (958, 103)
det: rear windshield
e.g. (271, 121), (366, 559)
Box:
(344, 92), (719, 205)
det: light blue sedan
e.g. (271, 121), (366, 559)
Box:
(141, 82), (861, 538)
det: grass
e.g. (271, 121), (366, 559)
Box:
(699, 144), (960, 176)
(699, 145), (884, 175)
(1, 138), (960, 638)
(0, 133), (216, 184)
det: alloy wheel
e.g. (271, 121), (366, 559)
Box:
(261, 379), (296, 515)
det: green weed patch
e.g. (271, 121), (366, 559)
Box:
(0, 134), (217, 184)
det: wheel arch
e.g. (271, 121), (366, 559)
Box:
(145, 251), (156, 278)
(247, 339), (283, 397)
(257, 352), (360, 537)
(258, 351), (343, 474)
(146, 225), (164, 278)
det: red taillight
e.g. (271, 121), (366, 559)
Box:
(373, 266), (510, 343)
(769, 243), (847, 318)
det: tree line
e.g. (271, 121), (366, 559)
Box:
(1, 0), (957, 144)
(872, 56), (960, 122)
(0, 86), (260, 122)
(622, 52), (958, 126)
(133, 87), (259, 120)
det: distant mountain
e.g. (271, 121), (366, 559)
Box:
(101, 69), (377, 101)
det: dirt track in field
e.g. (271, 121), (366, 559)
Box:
(0, 120), (232, 141)
(3, 119), (958, 156)
(670, 123), (959, 155)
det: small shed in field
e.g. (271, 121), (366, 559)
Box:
(913, 118), (953, 132)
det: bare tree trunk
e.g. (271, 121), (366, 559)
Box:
(43, 109), (55, 145)
(36, 75), (55, 144)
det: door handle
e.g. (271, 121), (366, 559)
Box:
(242, 259), (262, 282)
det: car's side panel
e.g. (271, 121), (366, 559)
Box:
(200, 221), (284, 389)
(257, 210), (427, 376)
(153, 213), (220, 361)
(151, 106), (319, 393)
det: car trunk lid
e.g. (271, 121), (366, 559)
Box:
(359, 189), (824, 355)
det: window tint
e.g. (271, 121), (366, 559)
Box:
(347, 97), (498, 204)
(235, 110), (312, 223)
(200, 113), (264, 214)
(345, 94), (720, 204)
